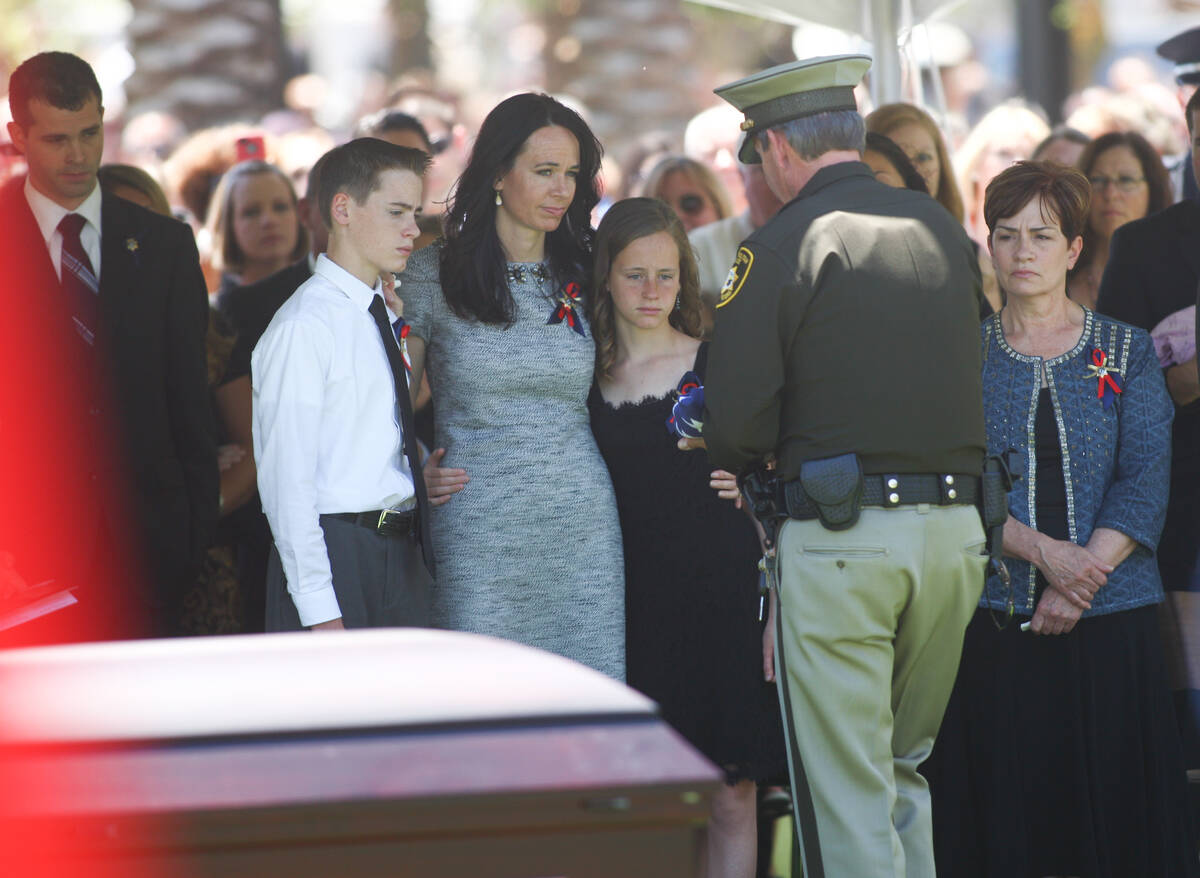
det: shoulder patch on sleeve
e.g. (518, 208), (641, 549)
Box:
(716, 246), (754, 309)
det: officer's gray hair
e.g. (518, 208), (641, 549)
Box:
(760, 110), (865, 161)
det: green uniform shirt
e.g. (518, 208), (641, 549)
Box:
(704, 161), (985, 481)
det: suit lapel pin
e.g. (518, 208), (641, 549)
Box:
(126, 237), (139, 253)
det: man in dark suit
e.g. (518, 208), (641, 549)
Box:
(0, 52), (216, 639)
(1097, 86), (1200, 534)
(1096, 84), (1200, 814)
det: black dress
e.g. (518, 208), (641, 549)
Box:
(588, 343), (786, 783)
(925, 390), (1198, 877)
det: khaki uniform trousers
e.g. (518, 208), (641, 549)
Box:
(774, 504), (986, 878)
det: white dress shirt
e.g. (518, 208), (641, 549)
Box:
(252, 254), (414, 626)
(25, 178), (102, 281)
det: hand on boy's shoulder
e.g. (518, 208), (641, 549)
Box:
(381, 272), (403, 316)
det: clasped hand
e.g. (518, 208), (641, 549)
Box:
(1035, 539), (1111, 609)
(1028, 538), (1112, 636)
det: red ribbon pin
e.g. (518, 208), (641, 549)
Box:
(547, 281), (586, 337)
(1087, 347), (1122, 410)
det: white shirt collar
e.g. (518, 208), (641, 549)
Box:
(313, 253), (384, 314)
(24, 176), (102, 246)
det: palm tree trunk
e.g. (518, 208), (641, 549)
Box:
(125, 0), (288, 131)
(542, 0), (706, 159)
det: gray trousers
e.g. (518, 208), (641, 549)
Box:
(265, 515), (432, 631)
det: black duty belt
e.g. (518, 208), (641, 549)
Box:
(783, 473), (978, 520)
(326, 508), (419, 540)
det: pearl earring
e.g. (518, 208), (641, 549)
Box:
(495, 190), (503, 206)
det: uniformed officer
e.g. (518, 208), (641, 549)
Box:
(702, 55), (988, 877)
(1157, 25), (1200, 202)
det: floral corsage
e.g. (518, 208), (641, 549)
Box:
(666, 371), (704, 439)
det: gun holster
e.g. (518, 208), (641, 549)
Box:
(740, 466), (783, 550)
(980, 449), (1021, 579)
(794, 452), (864, 532)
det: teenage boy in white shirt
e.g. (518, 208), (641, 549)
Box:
(253, 138), (434, 631)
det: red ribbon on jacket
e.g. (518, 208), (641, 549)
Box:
(1088, 347), (1122, 409)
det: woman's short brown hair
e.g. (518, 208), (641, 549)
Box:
(983, 160), (1091, 244)
(589, 197), (704, 378)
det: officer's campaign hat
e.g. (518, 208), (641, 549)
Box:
(1157, 26), (1200, 87)
(715, 54), (871, 164)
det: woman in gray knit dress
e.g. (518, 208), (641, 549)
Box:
(399, 94), (625, 680)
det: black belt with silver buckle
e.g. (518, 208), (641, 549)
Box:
(783, 473), (978, 520)
(326, 508), (418, 540)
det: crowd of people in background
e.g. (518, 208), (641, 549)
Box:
(2, 21), (1200, 877)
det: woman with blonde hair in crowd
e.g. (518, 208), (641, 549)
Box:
(1068, 130), (1172, 310)
(587, 197), (785, 878)
(954, 101), (1051, 312)
(956, 100), (1051, 243)
(204, 159), (308, 295)
(866, 102), (963, 221)
(641, 155), (733, 233)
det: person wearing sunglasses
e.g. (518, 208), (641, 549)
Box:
(641, 155), (732, 232)
(1068, 131), (1172, 310)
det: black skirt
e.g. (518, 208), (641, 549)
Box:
(924, 605), (1198, 877)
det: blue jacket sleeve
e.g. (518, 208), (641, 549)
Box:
(1093, 330), (1174, 552)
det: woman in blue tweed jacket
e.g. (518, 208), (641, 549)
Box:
(926, 161), (1197, 878)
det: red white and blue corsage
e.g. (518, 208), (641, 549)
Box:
(666, 371), (704, 439)
(547, 281), (586, 337)
(1086, 347), (1122, 410)
(392, 317), (412, 373)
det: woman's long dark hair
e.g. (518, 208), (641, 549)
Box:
(440, 93), (603, 325)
